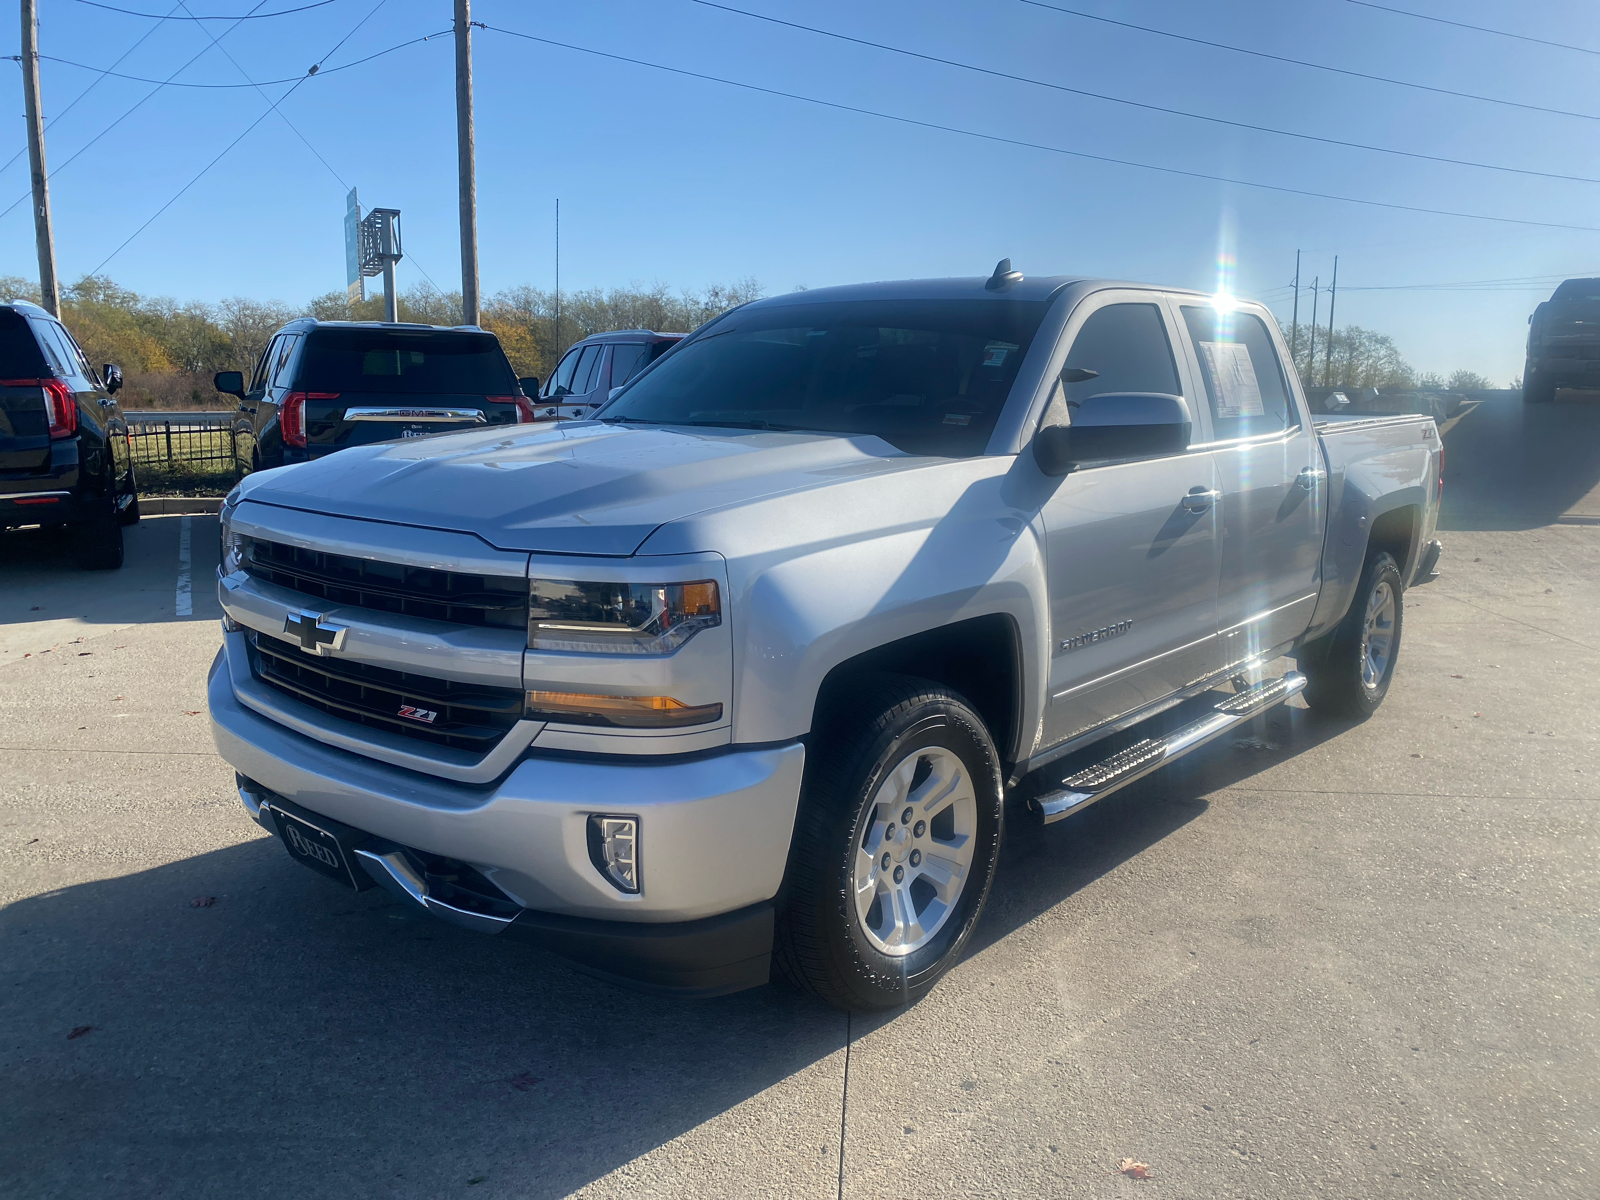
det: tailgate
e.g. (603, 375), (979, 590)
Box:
(0, 380), (50, 473)
(309, 394), (523, 449)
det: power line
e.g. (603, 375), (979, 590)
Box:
(76, 0), (336, 17)
(1, 28), (443, 223)
(85, 6), (448, 275)
(35, 44), (405, 87)
(0, 1), (185, 180)
(1345, 1), (1600, 57)
(1, 0), (278, 221)
(177, 0), (348, 188)
(1015, 0), (1600, 123)
(479, 22), (1600, 234)
(690, 0), (1600, 185)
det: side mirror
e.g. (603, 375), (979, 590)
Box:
(1032, 392), (1191, 476)
(214, 370), (246, 400)
(518, 376), (541, 398)
(608, 387), (623, 401)
(102, 364), (123, 394)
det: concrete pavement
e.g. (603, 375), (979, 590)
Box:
(0, 398), (1594, 1198)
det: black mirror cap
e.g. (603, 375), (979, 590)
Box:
(214, 370), (246, 398)
(102, 364), (123, 394)
(1033, 392), (1192, 475)
(518, 376), (541, 397)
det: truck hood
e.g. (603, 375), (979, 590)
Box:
(239, 421), (925, 555)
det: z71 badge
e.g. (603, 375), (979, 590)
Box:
(397, 705), (438, 724)
(1060, 620), (1133, 653)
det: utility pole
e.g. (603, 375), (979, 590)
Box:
(20, 0), (59, 316)
(1324, 255), (1339, 387)
(1307, 277), (1319, 381)
(1289, 250), (1301, 364)
(454, 0), (480, 326)
(554, 198), (561, 356)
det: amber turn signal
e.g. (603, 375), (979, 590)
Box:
(524, 690), (723, 729)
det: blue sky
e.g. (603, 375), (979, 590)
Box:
(3, 0), (1597, 382)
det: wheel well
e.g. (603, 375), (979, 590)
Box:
(812, 614), (1022, 767)
(1368, 505), (1417, 579)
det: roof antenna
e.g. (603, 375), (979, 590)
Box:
(986, 258), (1024, 291)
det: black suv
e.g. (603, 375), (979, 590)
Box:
(217, 319), (537, 473)
(533, 330), (683, 420)
(1, 300), (136, 569)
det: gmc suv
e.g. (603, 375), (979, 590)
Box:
(1, 300), (136, 569)
(217, 319), (536, 473)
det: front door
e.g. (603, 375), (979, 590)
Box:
(1176, 303), (1326, 666)
(1038, 296), (1222, 750)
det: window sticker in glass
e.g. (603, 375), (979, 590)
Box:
(1197, 341), (1264, 419)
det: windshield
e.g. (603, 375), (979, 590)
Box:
(297, 329), (517, 395)
(597, 299), (1049, 456)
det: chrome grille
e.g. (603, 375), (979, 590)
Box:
(246, 629), (524, 755)
(243, 538), (527, 629)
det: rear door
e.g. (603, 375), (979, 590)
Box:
(1177, 302), (1325, 666)
(1038, 293), (1222, 749)
(236, 335), (280, 470)
(258, 332), (302, 463)
(553, 342), (606, 420)
(0, 309), (51, 473)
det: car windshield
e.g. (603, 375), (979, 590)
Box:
(297, 329), (516, 395)
(597, 299), (1049, 456)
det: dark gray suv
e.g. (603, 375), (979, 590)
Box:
(533, 330), (683, 421)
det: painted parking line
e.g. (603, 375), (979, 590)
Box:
(175, 515), (192, 617)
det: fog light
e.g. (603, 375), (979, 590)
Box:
(587, 815), (640, 893)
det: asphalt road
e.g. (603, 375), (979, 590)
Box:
(1, 396), (1595, 1198)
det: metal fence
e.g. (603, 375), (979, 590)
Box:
(126, 418), (240, 490)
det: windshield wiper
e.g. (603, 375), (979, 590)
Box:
(676, 418), (803, 432)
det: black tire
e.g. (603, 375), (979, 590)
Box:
(774, 675), (1004, 1012)
(72, 487), (125, 570)
(118, 462), (141, 526)
(1523, 373), (1556, 404)
(1299, 551), (1403, 718)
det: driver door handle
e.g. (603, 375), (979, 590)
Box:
(1297, 467), (1326, 491)
(1181, 487), (1220, 513)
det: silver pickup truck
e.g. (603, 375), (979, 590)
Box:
(209, 265), (1443, 1012)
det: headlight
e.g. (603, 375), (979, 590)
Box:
(219, 500), (246, 575)
(528, 579), (720, 655)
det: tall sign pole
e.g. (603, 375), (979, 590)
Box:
(20, 0), (60, 316)
(454, 0), (480, 326)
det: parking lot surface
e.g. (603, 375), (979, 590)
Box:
(2, 396), (1596, 1198)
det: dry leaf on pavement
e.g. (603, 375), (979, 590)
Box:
(67, 1025), (96, 1040)
(1117, 1158), (1153, 1180)
(190, 896), (216, 908)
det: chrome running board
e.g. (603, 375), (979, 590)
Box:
(354, 846), (518, 936)
(1028, 671), (1307, 825)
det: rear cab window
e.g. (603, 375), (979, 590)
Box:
(1180, 305), (1297, 441)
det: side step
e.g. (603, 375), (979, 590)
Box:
(1028, 671), (1307, 824)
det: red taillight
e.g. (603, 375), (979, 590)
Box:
(490, 394), (537, 423)
(2, 377), (76, 438)
(280, 392), (337, 448)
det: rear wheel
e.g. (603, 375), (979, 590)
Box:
(118, 461), (141, 526)
(774, 675), (1003, 1012)
(73, 486), (124, 570)
(1299, 551), (1403, 718)
(1523, 372), (1556, 404)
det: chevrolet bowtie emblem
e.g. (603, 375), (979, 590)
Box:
(284, 610), (348, 656)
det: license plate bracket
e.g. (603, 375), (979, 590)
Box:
(266, 797), (376, 891)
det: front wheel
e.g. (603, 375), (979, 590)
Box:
(775, 675), (1003, 1012)
(1299, 551), (1403, 718)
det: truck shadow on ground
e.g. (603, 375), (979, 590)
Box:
(1438, 395), (1600, 531)
(0, 701), (1358, 1198)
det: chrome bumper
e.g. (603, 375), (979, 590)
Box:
(209, 643), (805, 923)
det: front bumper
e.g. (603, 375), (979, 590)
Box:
(208, 641), (805, 992)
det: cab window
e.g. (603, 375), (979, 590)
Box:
(1181, 306), (1296, 440)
